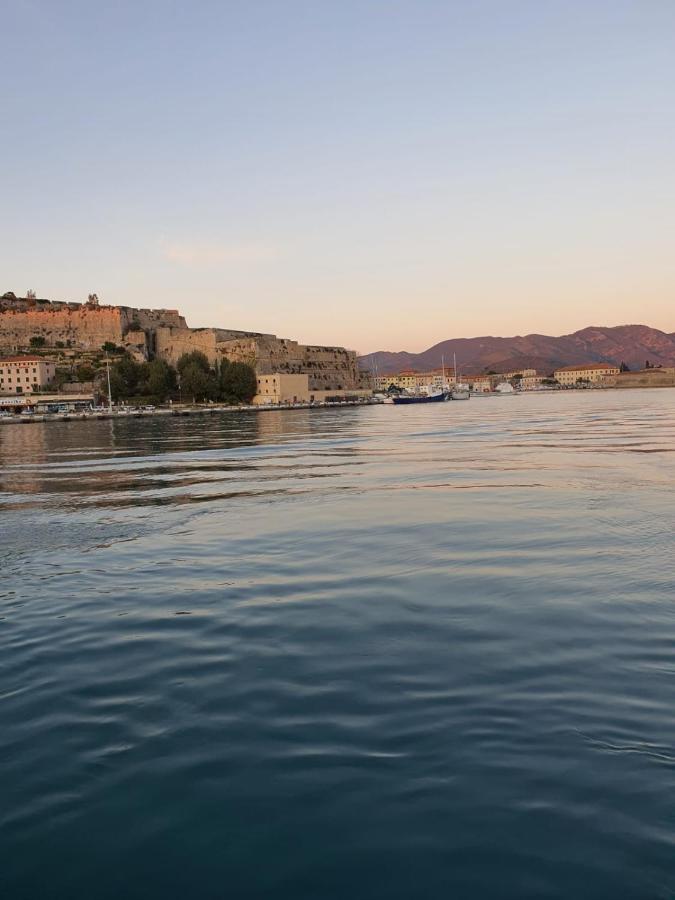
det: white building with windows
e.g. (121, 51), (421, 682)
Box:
(0, 356), (56, 394)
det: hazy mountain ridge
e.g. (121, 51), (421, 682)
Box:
(363, 325), (675, 375)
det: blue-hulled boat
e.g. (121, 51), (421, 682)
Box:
(392, 390), (448, 405)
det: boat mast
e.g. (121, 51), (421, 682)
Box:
(106, 354), (113, 414)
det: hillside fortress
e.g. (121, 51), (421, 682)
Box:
(0, 293), (366, 394)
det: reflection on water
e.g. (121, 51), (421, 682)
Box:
(2, 391), (675, 899)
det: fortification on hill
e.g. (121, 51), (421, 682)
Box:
(0, 292), (366, 393)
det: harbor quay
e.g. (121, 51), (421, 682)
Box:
(0, 396), (380, 425)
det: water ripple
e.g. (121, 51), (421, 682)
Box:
(2, 391), (675, 898)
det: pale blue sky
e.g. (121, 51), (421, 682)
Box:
(2, 0), (675, 353)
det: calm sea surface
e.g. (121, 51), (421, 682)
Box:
(2, 390), (675, 898)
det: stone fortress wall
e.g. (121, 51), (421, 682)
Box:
(154, 327), (364, 392)
(0, 294), (186, 356)
(1, 293), (368, 392)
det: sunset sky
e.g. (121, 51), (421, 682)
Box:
(3, 1), (675, 354)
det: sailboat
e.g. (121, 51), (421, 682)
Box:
(450, 352), (470, 400)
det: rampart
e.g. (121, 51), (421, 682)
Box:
(603, 368), (675, 389)
(155, 327), (364, 391)
(0, 295), (185, 358)
(1, 292), (368, 391)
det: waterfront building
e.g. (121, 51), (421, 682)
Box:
(0, 356), (56, 394)
(554, 363), (620, 385)
(374, 368), (456, 392)
(466, 374), (492, 392)
(0, 392), (93, 413)
(253, 374), (312, 405)
(500, 368), (537, 379)
(253, 373), (371, 405)
(520, 374), (547, 390)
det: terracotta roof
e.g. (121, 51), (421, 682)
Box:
(554, 363), (619, 372)
(0, 356), (53, 363)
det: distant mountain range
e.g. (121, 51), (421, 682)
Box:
(362, 325), (675, 376)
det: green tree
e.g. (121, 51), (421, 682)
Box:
(180, 362), (217, 403)
(176, 352), (218, 403)
(220, 361), (257, 403)
(110, 357), (144, 399)
(145, 359), (177, 401)
(30, 336), (46, 348)
(76, 364), (96, 382)
(215, 357), (230, 396)
(177, 351), (211, 375)
(102, 341), (118, 353)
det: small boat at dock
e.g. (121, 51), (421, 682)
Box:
(392, 389), (448, 404)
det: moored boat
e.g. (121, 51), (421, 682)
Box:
(392, 390), (448, 404)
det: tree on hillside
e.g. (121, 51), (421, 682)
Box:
(215, 357), (230, 396)
(29, 336), (46, 348)
(177, 351), (211, 376)
(220, 361), (257, 403)
(109, 357), (144, 400)
(145, 358), (177, 401)
(76, 364), (96, 383)
(180, 363), (217, 403)
(176, 351), (216, 403)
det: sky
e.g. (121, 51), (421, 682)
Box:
(2, 0), (675, 354)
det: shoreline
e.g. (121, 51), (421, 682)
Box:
(2, 383), (674, 426)
(0, 398), (379, 425)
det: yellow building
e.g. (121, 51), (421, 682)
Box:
(253, 373), (371, 405)
(520, 374), (547, 390)
(0, 355), (56, 394)
(500, 368), (537, 379)
(466, 374), (492, 392)
(253, 373), (312, 404)
(554, 363), (620, 386)
(374, 369), (456, 392)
